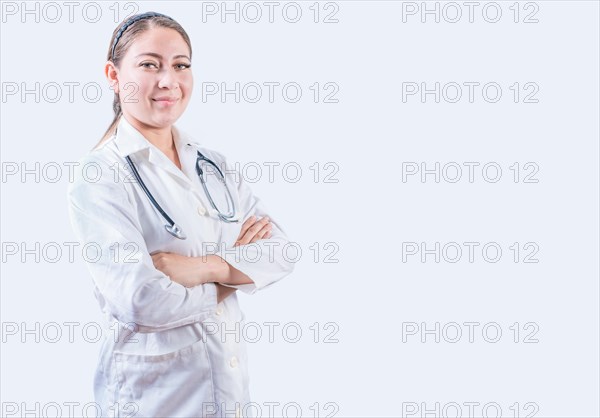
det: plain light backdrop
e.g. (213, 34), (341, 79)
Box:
(1, 1), (599, 417)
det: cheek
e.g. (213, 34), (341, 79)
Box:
(119, 74), (152, 102)
(137, 85), (153, 102)
(182, 74), (193, 94)
(133, 79), (153, 101)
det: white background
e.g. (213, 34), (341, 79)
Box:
(1, 1), (599, 417)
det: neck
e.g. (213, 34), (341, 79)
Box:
(147, 131), (175, 155)
(125, 115), (175, 154)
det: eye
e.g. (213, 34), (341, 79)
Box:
(175, 63), (191, 70)
(140, 62), (158, 69)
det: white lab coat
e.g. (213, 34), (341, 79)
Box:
(67, 115), (295, 417)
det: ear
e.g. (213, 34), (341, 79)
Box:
(105, 61), (120, 94)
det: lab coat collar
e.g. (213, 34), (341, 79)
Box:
(113, 115), (201, 187)
(113, 115), (151, 158)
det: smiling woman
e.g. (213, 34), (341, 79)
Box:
(67, 11), (295, 417)
(99, 12), (193, 158)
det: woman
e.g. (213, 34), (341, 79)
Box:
(67, 11), (295, 417)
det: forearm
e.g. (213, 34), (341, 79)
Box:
(186, 258), (237, 303)
(199, 255), (254, 286)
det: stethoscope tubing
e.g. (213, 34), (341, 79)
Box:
(194, 153), (238, 223)
(125, 149), (238, 240)
(125, 155), (178, 228)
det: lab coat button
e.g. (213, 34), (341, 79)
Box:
(216, 306), (223, 316)
(197, 205), (207, 216)
(229, 356), (238, 368)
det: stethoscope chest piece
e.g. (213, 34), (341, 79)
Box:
(165, 223), (187, 240)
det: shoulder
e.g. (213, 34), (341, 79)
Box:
(67, 138), (127, 200)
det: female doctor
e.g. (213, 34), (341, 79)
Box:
(67, 11), (295, 417)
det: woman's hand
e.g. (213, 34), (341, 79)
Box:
(151, 252), (228, 288)
(234, 215), (272, 247)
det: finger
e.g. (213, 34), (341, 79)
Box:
(249, 222), (273, 243)
(234, 217), (256, 246)
(151, 251), (169, 258)
(235, 217), (258, 245)
(258, 222), (273, 237)
(246, 216), (270, 236)
(244, 222), (270, 244)
(237, 217), (270, 245)
(238, 215), (256, 237)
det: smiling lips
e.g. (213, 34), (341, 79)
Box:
(152, 97), (179, 105)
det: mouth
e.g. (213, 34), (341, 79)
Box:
(152, 97), (179, 105)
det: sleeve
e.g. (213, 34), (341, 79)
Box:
(213, 152), (296, 295)
(67, 155), (218, 332)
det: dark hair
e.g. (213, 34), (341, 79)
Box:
(95, 13), (192, 148)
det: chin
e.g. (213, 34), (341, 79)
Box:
(152, 113), (182, 127)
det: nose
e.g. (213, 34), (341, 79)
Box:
(157, 68), (180, 90)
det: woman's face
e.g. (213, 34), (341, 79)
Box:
(114, 27), (193, 130)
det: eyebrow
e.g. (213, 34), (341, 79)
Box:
(135, 52), (191, 60)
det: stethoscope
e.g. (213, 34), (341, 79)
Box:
(125, 146), (239, 240)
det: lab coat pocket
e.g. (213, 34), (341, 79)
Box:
(114, 338), (215, 416)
